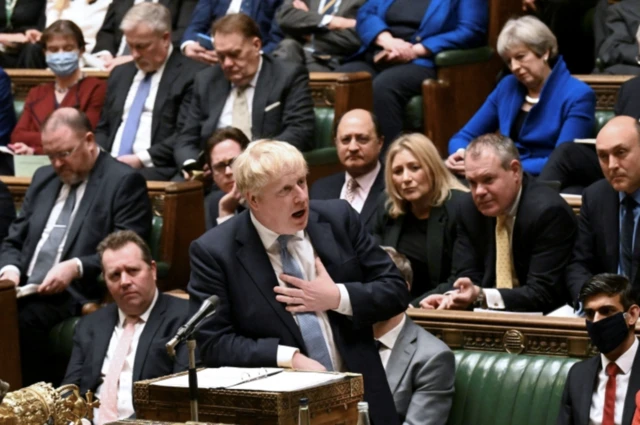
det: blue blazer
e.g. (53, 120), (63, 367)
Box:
(448, 56), (596, 175)
(354, 0), (487, 68)
(0, 67), (16, 147)
(181, 0), (283, 53)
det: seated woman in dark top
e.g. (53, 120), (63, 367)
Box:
(446, 15), (595, 177)
(9, 20), (106, 156)
(204, 127), (250, 230)
(337, 0), (487, 148)
(373, 133), (467, 302)
(0, 0), (46, 68)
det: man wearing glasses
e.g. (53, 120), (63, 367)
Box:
(0, 107), (152, 387)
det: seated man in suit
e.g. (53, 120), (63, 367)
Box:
(309, 109), (384, 231)
(419, 133), (577, 313)
(63, 230), (189, 425)
(93, 0), (197, 71)
(597, 0), (640, 75)
(566, 116), (640, 303)
(174, 13), (315, 171)
(188, 139), (410, 424)
(273, 0), (365, 71)
(204, 126), (249, 229)
(558, 273), (640, 425)
(0, 107), (152, 386)
(95, 2), (206, 181)
(375, 246), (454, 425)
(181, 0), (282, 65)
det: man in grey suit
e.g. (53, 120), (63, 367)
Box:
(173, 13), (315, 170)
(598, 0), (640, 75)
(375, 246), (455, 425)
(274, 0), (365, 71)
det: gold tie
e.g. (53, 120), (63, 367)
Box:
(232, 86), (252, 140)
(495, 215), (514, 289)
(345, 178), (359, 204)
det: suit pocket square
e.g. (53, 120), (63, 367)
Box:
(264, 102), (281, 112)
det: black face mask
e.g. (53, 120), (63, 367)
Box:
(585, 312), (631, 354)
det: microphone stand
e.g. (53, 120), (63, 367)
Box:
(187, 333), (199, 422)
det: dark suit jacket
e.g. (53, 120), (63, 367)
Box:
(204, 189), (245, 230)
(0, 67), (15, 147)
(0, 0), (45, 33)
(0, 151), (152, 304)
(441, 174), (577, 313)
(615, 75), (640, 119)
(181, 0), (283, 53)
(174, 55), (315, 166)
(0, 180), (15, 244)
(12, 77), (106, 154)
(374, 189), (466, 303)
(566, 179), (639, 303)
(188, 199), (410, 425)
(558, 346), (640, 425)
(62, 292), (190, 398)
(93, 0), (197, 55)
(598, 0), (640, 75)
(309, 167), (384, 231)
(95, 50), (206, 176)
(385, 316), (455, 425)
(276, 0), (364, 59)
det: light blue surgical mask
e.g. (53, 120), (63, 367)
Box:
(46, 51), (79, 77)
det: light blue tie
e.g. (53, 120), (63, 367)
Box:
(277, 235), (334, 371)
(118, 72), (153, 156)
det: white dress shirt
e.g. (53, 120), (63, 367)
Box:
(483, 187), (523, 310)
(92, 289), (159, 424)
(250, 212), (352, 370)
(339, 162), (380, 213)
(217, 56), (263, 130)
(0, 181), (88, 280)
(45, 0), (112, 54)
(318, 0), (343, 26)
(110, 44), (173, 168)
(376, 314), (405, 370)
(589, 338), (638, 425)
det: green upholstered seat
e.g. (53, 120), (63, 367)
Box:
(305, 107), (338, 166)
(595, 110), (615, 135)
(404, 96), (423, 132)
(448, 351), (578, 425)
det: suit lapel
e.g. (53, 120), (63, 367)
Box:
(417, 0), (448, 38)
(426, 205), (445, 286)
(91, 306), (119, 390)
(30, 177), (62, 252)
(578, 357), (601, 425)
(61, 152), (106, 259)
(360, 168), (384, 226)
(235, 214), (305, 348)
(151, 52), (181, 143)
(622, 344), (640, 425)
(483, 216), (497, 288)
(385, 317), (416, 394)
(211, 76), (232, 130)
(133, 293), (167, 382)
(306, 210), (344, 274)
(252, 57), (273, 137)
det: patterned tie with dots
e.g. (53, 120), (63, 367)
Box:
(495, 215), (514, 289)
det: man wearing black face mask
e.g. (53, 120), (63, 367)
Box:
(558, 273), (640, 425)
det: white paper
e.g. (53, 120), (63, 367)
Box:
(231, 371), (345, 392)
(0, 146), (14, 155)
(574, 138), (596, 144)
(473, 308), (543, 316)
(561, 194), (582, 202)
(151, 367), (283, 389)
(14, 156), (50, 177)
(546, 304), (580, 318)
(16, 283), (39, 299)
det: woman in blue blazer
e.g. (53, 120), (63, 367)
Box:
(446, 16), (596, 176)
(337, 0), (487, 148)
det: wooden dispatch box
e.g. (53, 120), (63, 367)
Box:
(133, 372), (364, 425)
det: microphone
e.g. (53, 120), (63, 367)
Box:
(166, 294), (220, 357)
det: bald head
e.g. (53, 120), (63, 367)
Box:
(596, 115), (640, 194)
(334, 109), (383, 178)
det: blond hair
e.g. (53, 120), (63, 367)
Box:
(384, 133), (467, 218)
(233, 140), (308, 195)
(497, 15), (558, 61)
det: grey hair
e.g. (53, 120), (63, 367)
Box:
(120, 2), (171, 34)
(465, 133), (522, 174)
(497, 15), (558, 61)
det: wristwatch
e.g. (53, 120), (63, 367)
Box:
(473, 287), (485, 309)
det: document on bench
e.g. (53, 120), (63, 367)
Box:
(473, 308), (543, 316)
(151, 367), (346, 392)
(16, 283), (39, 299)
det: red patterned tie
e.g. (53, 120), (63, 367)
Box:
(632, 390), (640, 425)
(603, 362), (621, 425)
(97, 316), (139, 425)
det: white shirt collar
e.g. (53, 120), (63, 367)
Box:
(601, 337), (638, 375)
(117, 288), (159, 327)
(377, 314), (406, 351)
(506, 185), (523, 218)
(250, 211), (305, 251)
(346, 162), (380, 195)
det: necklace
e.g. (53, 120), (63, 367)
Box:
(525, 95), (539, 104)
(55, 72), (84, 94)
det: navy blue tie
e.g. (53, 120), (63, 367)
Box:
(118, 73), (153, 156)
(277, 235), (333, 371)
(320, 0), (337, 15)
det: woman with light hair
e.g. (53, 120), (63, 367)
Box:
(446, 15), (595, 177)
(373, 133), (467, 302)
